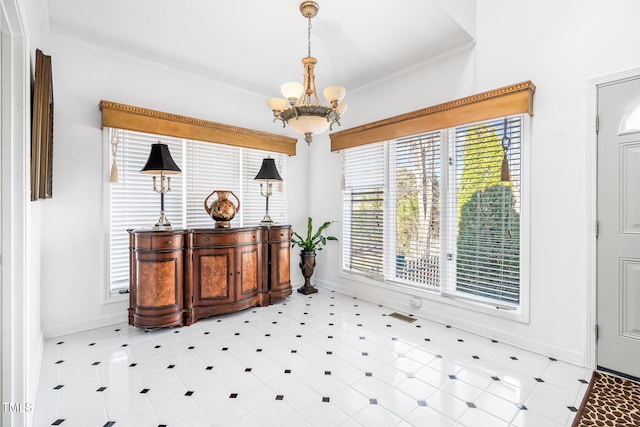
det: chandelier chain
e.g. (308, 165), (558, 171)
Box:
(307, 16), (312, 58)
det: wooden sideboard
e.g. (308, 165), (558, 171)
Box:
(128, 225), (291, 328)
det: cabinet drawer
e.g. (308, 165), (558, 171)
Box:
(268, 227), (291, 242)
(133, 233), (183, 250)
(193, 230), (261, 247)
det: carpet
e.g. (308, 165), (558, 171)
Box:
(571, 371), (640, 427)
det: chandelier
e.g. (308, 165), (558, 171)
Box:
(267, 1), (347, 145)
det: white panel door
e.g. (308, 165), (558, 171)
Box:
(597, 76), (640, 378)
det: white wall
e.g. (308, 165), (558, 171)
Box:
(308, 0), (640, 366)
(39, 32), (309, 337)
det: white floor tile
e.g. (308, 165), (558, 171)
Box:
(32, 290), (590, 427)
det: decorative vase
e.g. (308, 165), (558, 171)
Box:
(298, 250), (318, 294)
(204, 190), (240, 228)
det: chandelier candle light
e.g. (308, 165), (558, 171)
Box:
(267, 1), (347, 145)
(140, 142), (181, 230)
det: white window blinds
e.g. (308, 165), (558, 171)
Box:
(341, 115), (524, 308)
(443, 116), (521, 305)
(342, 142), (385, 278)
(389, 131), (442, 288)
(108, 129), (287, 294)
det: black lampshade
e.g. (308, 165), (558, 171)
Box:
(254, 158), (282, 182)
(140, 142), (181, 174)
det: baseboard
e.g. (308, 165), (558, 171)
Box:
(316, 278), (586, 367)
(43, 312), (126, 338)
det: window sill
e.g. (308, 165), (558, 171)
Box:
(339, 269), (529, 324)
(104, 292), (128, 305)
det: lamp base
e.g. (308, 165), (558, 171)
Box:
(153, 210), (172, 231)
(260, 213), (274, 225)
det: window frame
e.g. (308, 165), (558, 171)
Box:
(339, 114), (530, 323)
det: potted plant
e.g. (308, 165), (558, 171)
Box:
(291, 217), (337, 294)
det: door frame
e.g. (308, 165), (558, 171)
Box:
(586, 67), (640, 370)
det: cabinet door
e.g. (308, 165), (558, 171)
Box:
(129, 232), (184, 328)
(268, 227), (292, 302)
(192, 247), (235, 306)
(237, 242), (262, 301)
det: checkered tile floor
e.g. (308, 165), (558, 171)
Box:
(33, 290), (590, 426)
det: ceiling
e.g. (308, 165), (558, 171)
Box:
(47, 0), (475, 98)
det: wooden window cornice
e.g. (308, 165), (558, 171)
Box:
(99, 100), (297, 155)
(330, 81), (535, 151)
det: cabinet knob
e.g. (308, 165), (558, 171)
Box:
(166, 240), (172, 245)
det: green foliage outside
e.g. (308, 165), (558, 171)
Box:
(456, 123), (520, 303)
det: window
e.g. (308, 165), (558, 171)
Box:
(342, 115), (525, 309)
(107, 129), (287, 294)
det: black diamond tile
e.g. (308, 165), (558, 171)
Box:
(222, 347), (228, 351)
(256, 349), (263, 352)
(88, 343), (96, 346)
(458, 339), (464, 342)
(244, 320), (250, 323)
(416, 325), (422, 328)
(185, 391), (194, 396)
(206, 366), (213, 370)
(362, 352), (368, 356)
(284, 369), (292, 374)
(446, 325), (451, 329)
(245, 368), (252, 372)
(103, 422), (116, 427)
(121, 344), (128, 347)
(167, 364), (175, 369)
(322, 397), (330, 402)
(365, 372), (372, 377)
(229, 393), (238, 398)
(53, 385), (64, 390)
(234, 332), (240, 336)
(328, 336), (333, 339)
(448, 375), (457, 380)
(369, 398), (378, 405)
(359, 336), (365, 340)
(510, 356), (518, 360)
(56, 341), (64, 345)
(92, 362), (101, 366)
(154, 345), (161, 349)
(173, 330), (180, 333)
(492, 376), (500, 381)
(328, 323), (334, 326)
(188, 346), (195, 350)
(534, 378), (544, 382)
(472, 355), (480, 359)
(579, 379), (589, 384)
(435, 354), (443, 359)
(300, 322), (306, 325)
(291, 350), (297, 353)
(96, 387), (107, 392)
(386, 324), (391, 327)
(115, 328), (121, 332)
(417, 400), (427, 406)
(140, 388), (150, 394)
(391, 337), (398, 341)
(324, 371), (331, 375)
(275, 395), (284, 400)
(326, 351), (332, 355)
(204, 331), (210, 334)
(568, 406), (578, 412)
(159, 425), (167, 427)
(357, 324), (362, 327)
(466, 402), (476, 408)
(296, 335), (302, 338)
(516, 403), (527, 410)
(491, 339), (498, 343)
(549, 357), (557, 361)
(216, 319), (222, 322)
(424, 338), (431, 342)
(52, 419), (65, 425)
(265, 334), (271, 337)
(55, 360), (64, 364)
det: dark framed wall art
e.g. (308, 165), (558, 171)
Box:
(31, 49), (54, 201)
